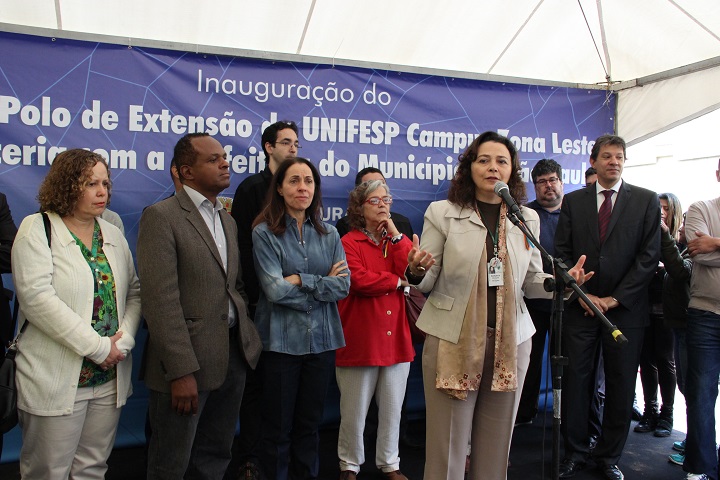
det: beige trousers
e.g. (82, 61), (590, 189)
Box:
(422, 333), (531, 480)
(18, 381), (121, 480)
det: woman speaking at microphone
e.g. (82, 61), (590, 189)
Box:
(406, 131), (591, 480)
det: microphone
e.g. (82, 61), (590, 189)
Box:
(493, 181), (526, 223)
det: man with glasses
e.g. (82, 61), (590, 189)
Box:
(516, 159), (564, 426)
(230, 120), (300, 480)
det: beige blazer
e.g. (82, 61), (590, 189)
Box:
(414, 200), (552, 346)
(137, 189), (262, 393)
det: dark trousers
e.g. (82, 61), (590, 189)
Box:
(518, 304), (605, 436)
(237, 361), (264, 464)
(588, 345), (606, 439)
(639, 313), (677, 416)
(517, 304), (552, 421)
(147, 339), (247, 480)
(260, 350), (335, 480)
(561, 319), (643, 466)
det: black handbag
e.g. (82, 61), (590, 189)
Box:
(0, 212), (51, 433)
(0, 329), (21, 433)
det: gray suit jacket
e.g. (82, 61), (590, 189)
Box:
(137, 189), (262, 393)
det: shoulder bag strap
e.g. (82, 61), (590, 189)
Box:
(10, 212), (51, 344)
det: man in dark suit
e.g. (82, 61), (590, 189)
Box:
(336, 167), (414, 238)
(137, 133), (262, 480)
(554, 135), (660, 480)
(0, 192), (17, 462)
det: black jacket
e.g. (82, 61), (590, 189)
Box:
(660, 229), (691, 329)
(0, 193), (17, 347)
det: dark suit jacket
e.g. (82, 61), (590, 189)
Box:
(554, 181), (660, 328)
(230, 166), (273, 308)
(137, 189), (262, 393)
(335, 211), (414, 238)
(0, 193), (17, 347)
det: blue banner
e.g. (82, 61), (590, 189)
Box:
(0, 29), (615, 460)
(0, 30), (614, 249)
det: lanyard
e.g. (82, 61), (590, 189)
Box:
(477, 207), (500, 258)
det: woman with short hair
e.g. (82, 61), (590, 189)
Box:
(336, 180), (414, 480)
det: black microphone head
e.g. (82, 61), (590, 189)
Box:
(493, 181), (509, 196)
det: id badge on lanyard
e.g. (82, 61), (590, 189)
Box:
(488, 256), (504, 287)
(478, 207), (504, 287)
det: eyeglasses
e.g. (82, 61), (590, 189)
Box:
(275, 139), (301, 149)
(535, 177), (559, 186)
(364, 196), (393, 206)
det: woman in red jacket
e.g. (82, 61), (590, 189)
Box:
(336, 180), (415, 480)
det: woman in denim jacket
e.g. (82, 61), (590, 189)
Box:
(252, 157), (350, 480)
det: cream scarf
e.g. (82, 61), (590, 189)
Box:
(435, 203), (519, 400)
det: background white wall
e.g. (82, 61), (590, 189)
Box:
(624, 108), (720, 213)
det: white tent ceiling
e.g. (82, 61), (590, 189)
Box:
(2, 0), (720, 145)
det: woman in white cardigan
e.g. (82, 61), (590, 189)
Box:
(12, 149), (141, 480)
(406, 132), (590, 480)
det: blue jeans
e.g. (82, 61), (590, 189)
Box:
(684, 308), (720, 479)
(673, 328), (687, 395)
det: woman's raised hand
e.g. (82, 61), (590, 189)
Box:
(407, 234), (435, 276)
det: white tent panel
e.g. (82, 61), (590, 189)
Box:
(2, 0), (720, 142)
(56, 0), (312, 53)
(617, 64), (720, 145)
(3, 0), (718, 85)
(0, 0), (57, 27)
(598, 0), (720, 80)
(489, 1), (608, 84)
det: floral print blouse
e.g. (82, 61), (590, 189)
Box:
(69, 221), (119, 387)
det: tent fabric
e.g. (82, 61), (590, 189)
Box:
(618, 64), (720, 144)
(2, 0), (720, 144)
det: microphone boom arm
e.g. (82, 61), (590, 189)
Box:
(505, 210), (627, 344)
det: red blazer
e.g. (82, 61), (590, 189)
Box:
(337, 229), (415, 367)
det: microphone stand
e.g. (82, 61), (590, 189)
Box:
(504, 210), (626, 480)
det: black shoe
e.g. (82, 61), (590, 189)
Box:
(631, 404), (643, 422)
(633, 413), (658, 433)
(559, 459), (585, 478)
(654, 417), (673, 437)
(600, 464), (624, 480)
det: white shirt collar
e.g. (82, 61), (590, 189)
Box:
(183, 185), (223, 213)
(595, 178), (623, 195)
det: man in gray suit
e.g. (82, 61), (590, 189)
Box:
(138, 132), (262, 480)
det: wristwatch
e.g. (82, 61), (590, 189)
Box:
(390, 234), (404, 244)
